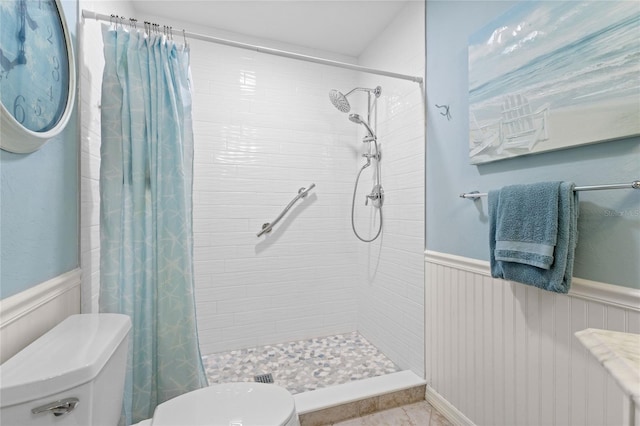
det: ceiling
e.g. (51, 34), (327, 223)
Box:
(131, 1), (410, 57)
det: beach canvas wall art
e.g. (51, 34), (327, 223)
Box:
(468, 1), (640, 165)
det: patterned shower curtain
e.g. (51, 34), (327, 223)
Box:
(99, 24), (207, 425)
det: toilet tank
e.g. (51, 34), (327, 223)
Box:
(0, 314), (131, 426)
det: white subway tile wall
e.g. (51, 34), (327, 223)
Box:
(79, 1), (425, 378)
(355, 2), (426, 377)
(189, 40), (362, 354)
(78, 5), (104, 313)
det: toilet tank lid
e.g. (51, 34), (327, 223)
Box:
(0, 314), (131, 408)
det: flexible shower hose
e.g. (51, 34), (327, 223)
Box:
(350, 161), (383, 243)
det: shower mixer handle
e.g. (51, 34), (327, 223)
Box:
(362, 152), (381, 161)
(365, 185), (384, 207)
(365, 193), (378, 206)
(365, 192), (378, 205)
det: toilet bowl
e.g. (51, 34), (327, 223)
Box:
(133, 382), (299, 426)
(0, 314), (299, 426)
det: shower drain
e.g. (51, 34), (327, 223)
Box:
(254, 373), (274, 384)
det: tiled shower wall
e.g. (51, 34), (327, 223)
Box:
(78, 2), (425, 376)
(189, 2), (426, 362)
(188, 37), (362, 355)
(355, 1), (426, 377)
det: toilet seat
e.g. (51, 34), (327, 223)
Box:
(148, 382), (299, 426)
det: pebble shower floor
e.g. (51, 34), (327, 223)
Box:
(202, 332), (401, 394)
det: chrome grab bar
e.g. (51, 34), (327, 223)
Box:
(257, 184), (316, 237)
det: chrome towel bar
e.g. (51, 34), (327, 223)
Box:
(257, 184), (316, 237)
(459, 180), (640, 199)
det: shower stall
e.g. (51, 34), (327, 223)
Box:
(79, 0), (425, 400)
(188, 28), (425, 391)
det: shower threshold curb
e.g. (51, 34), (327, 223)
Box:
(294, 370), (426, 415)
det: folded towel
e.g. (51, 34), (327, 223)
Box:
(489, 182), (579, 294)
(494, 181), (561, 269)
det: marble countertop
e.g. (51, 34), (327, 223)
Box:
(575, 328), (640, 405)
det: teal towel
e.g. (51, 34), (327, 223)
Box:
(489, 182), (579, 294)
(494, 182), (561, 269)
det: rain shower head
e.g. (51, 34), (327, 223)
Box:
(349, 113), (375, 139)
(329, 89), (350, 113)
(328, 86), (382, 113)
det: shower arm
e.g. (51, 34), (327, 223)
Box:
(257, 184), (316, 237)
(344, 87), (370, 97)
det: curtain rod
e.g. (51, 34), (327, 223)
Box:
(81, 9), (424, 84)
(459, 180), (640, 199)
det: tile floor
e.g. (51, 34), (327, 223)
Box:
(332, 401), (453, 426)
(202, 334), (452, 425)
(202, 332), (401, 394)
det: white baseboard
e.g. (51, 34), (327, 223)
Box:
(0, 269), (81, 363)
(424, 250), (640, 312)
(426, 385), (475, 426)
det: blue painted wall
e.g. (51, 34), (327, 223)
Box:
(0, 0), (78, 299)
(426, 0), (640, 289)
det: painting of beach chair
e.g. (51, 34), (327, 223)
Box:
(469, 112), (500, 157)
(496, 93), (549, 154)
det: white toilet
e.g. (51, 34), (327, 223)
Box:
(0, 314), (299, 426)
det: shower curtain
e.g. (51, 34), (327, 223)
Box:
(99, 25), (207, 425)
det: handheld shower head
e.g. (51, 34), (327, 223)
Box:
(349, 113), (375, 139)
(329, 89), (350, 113)
(348, 113), (364, 124)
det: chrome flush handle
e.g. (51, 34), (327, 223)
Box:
(31, 397), (79, 417)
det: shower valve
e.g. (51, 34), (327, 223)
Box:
(364, 184), (384, 208)
(362, 152), (381, 161)
(365, 192), (380, 206)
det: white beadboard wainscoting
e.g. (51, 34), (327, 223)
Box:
(0, 269), (81, 363)
(424, 250), (640, 426)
